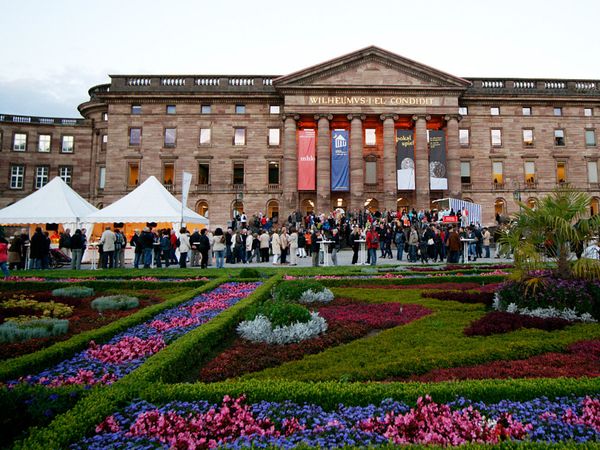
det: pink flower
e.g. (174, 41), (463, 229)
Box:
(87, 336), (165, 364)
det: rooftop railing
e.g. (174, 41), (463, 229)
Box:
(107, 75), (279, 93)
(466, 78), (599, 96)
(0, 114), (84, 126)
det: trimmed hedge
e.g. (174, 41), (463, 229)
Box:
(0, 279), (209, 292)
(0, 278), (226, 382)
(319, 275), (507, 288)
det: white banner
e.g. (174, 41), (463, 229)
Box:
(181, 171), (192, 207)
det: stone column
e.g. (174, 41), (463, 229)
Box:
(445, 114), (462, 198)
(413, 114), (431, 211)
(316, 114), (332, 213)
(348, 114), (365, 213)
(381, 114), (399, 212)
(282, 114), (299, 216)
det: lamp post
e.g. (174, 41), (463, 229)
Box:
(512, 180), (522, 212)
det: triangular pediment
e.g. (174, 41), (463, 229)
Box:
(274, 46), (470, 89)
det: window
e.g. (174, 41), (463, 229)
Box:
(13, 133), (27, 151)
(556, 161), (567, 184)
(584, 108), (593, 117)
(233, 128), (246, 146)
(164, 128), (177, 147)
(491, 129), (502, 147)
(268, 128), (280, 146)
(522, 107), (532, 116)
(460, 161), (471, 185)
(585, 129), (596, 146)
(197, 201), (208, 217)
(127, 163), (139, 187)
(268, 161), (280, 184)
(365, 160), (377, 184)
(524, 161), (536, 184)
(166, 105), (176, 114)
(198, 163), (210, 185)
(163, 163), (174, 187)
(131, 105), (142, 115)
(98, 167), (106, 189)
(35, 166), (49, 189)
(61, 135), (74, 153)
(492, 161), (503, 185)
(490, 107), (500, 116)
(269, 105), (280, 114)
(459, 129), (470, 146)
(588, 161), (598, 184)
(129, 128), (142, 146)
(199, 128), (211, 145)
(522, 129), (534, 147)
(201, 104), (211, 114)
(365, 128), (376, 146)
(554, 129), (565, 146)
(102, 112), (108, 121)
(458, 106), (468, 116)
(554, 107), (562, 116)
(38, 134), (51, 152)
(235, 104), (246, 114)
(59, 166), (73, 185)
(10, 165), (24, 189)
(102, 134), (108, 146)
(233, 162), (244, 185)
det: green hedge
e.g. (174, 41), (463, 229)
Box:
(319, 274), (506, 288)
(0, 278), (226, 382)
(0, 279), (209, 291)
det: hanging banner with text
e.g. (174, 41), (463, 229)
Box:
(428, 130), (448, 190)
(331, 130), (349, 191)
(396, 129), (415, 190)
(298, 129), (316, 190)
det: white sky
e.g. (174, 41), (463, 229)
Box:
(1, 0), (599, 117)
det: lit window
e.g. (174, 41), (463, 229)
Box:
(459, 129), (470, 146)
(522, 107), (532, 116)
(10, 165), (24, 189)
(524, 161), (536, 184)
(490, 107), (500, 116)
(201, 105), (211, 114)
(61, 135), (74, 153)
(365, 128), (376, 146)
(522, 129), (534, 147)
(585, 129), (596, 146)
(131, 105), (142, 115)
(166, 105), (176, 114)
(102, 134), (108, 146)
(268, 128), (280, 146)
(99, 167), (106, 189)
(492, 161), (503, 185)
(491, 129), (502, 146)
(235, 104), (246, 114)
(460, 161), (471, 184)
(268, 161), (280, 184)
(269, 105), (280, 114)
(164, 128), (177, 147)
(588, 161), (598, 184)
(458, 106), (468, 116)
(554, 107), (562, 116)
(127, 163), (139, 186)
(129, 128), (142, 146)
(584, 108), (593, 117)
(199, 128), (211, 145)
(102, 112), (108, 121)
(556, 161), (567, 184)
(35, 166), (49, 189)
(59, 166), (73, 186)
(13, 133), (27, 151)
(554, 129), (565, 146)
(163, 163), (174, 186)
(233, 128), (246, 146)
(38, 134), (51, 152)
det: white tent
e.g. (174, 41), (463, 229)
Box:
(0, 176), (98, 230)
(84, 176), (209, 226)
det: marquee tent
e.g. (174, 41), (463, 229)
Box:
(0, 176), (98, 230)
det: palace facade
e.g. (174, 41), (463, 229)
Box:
(1, 46), (599, 227)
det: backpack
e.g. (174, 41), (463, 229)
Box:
(114, 233), (123, 251)
(370, 232), (379, 245)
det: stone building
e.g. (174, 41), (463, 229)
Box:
(1, 46), (599, 227)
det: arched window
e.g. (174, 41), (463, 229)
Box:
(267, 199), (279, 219)
(494, 198), (506, 216)
(397, 197), (409, 212)
(591, 197), (600, 216)
(96, 202), (104, 209)
(301, 199), (314, 215)
(526, 197), (538, 210)
(232, 200), (244, 218)
(364, 198), (379, 213)
(196, 200), (208, 218)
(333, 197), (347, 212)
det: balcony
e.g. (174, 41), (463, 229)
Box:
(195, 184), (211, 193)
(461, 182), (472, 191)
(232, 183), (245, 192)
(267, 183), (282, 193)
(524, 180), (538, 190)
(163, 183), (174, 193)
(492, 182), (505, 191)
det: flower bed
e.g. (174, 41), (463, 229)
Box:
(405, 340), (600, 382)
(72, 394), (600, 448)
(7, 282), (260, 387)
(318, 302), (431, 328)
(464, 311), (572, 336)
(408, 264), (513, 272)
(421, 289), (495, 305)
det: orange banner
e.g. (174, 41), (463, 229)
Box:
(298, 129), (316, 190)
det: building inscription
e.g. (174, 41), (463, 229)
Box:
(308, 96), (437, 106)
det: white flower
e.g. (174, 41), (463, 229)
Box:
(298, 288), (334, 304)
(506, 303), (518, 314)
(237, 312), (328, 344)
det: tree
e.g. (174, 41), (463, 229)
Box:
(499, 187), (600, 280)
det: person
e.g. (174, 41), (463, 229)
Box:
(297, 230), (306, 258)
(198, 228), (210, 269)
(395, 226), (406, 261)
(160, 230), (172, 267)
(279, 227), (289, 264)
(169, 229), (179, 265)
(447, 226), (461, 263)
(311, 229), (322, 267)
(130, 229), (143, 269)
(331, 228), (340, 266)
(99, 226), (116, 269)
(350, 226), (361, 264)
(225, 228), (233, 263)
(423, 225), (436, 261)
(8, 233), (21, 270)
(259, 230), (270, 263)
(0, 235), (10, 278)
(189, 229), (201, 267)
(271, 229), (281, 265)
(482, 227), (491, 258)
(178, 228), (191, 268)
(366, 226), (379, 266)
(245, 229), (254, 263)
(113, 229), (125, 268)
(18, 228), (29, 270)
(69, 229), (85, 270)
(408, 226), (419, 262)
(140, 227), (155, 268)
(29, 227), (46, 269)
(59, 228), (72, 258)
(251, 232), (260, 263)
(213, 227), (226, 268)
(288, 227), (298, 266)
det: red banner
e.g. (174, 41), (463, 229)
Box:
(442, 215), (458, 223)
(298, 129), (316, 190)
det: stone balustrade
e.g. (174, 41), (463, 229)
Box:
(0, 113), (84, 126)
(467, 78), (599, 96)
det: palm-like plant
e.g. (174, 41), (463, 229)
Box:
(499, 187), (600, 280)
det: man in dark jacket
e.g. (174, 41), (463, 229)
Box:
(198, 229), (211, 269)
(189, 229), (201, 267)
(130, 229), (143, 269)
(140, 227), (155, 268)
(447, 226), (461, 263)
(29, 227), (46, 269)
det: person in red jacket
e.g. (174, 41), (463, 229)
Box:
(0, 236), (10, 278)
(366, 225), (380, 266)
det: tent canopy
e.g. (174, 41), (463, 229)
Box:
(432, 198), (482, 225)
(0, 177), (98, 225)
(84, 176), (209, 225)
